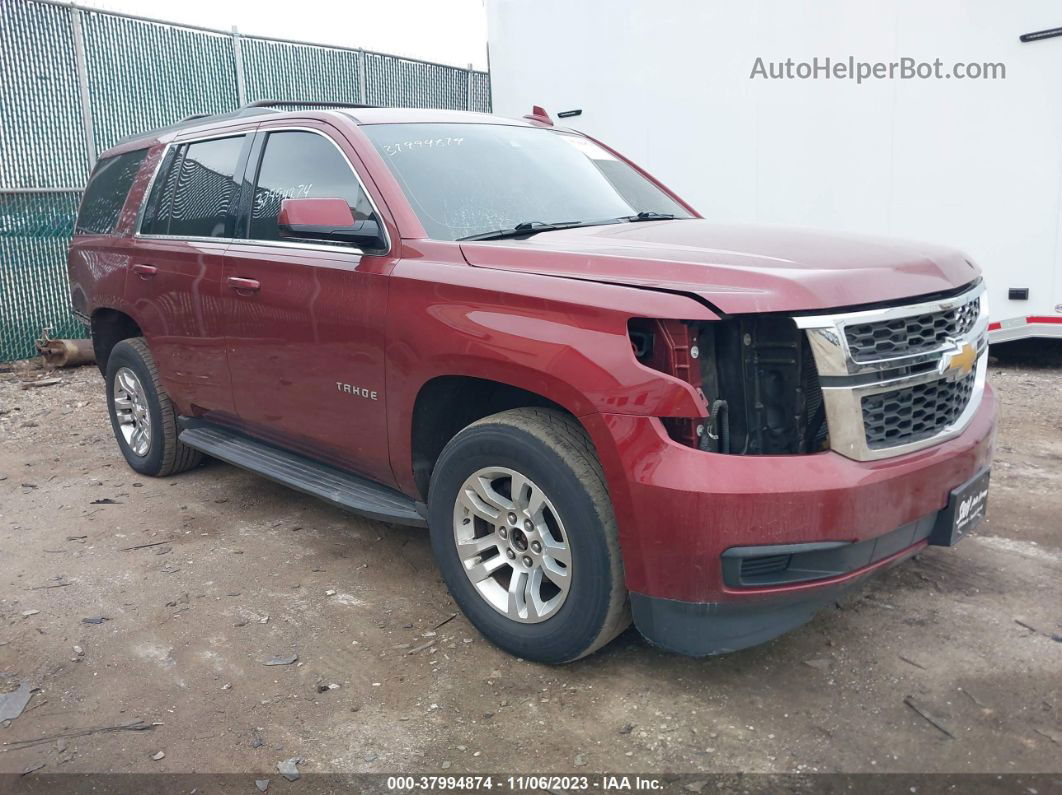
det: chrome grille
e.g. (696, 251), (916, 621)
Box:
(845, 297), (980, 362)
(795, 282), (988, 461)
(862, 372), (976, 449)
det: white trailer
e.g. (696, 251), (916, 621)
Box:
(486, 0), (1062, 341)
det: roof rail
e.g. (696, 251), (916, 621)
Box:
(114, 106), (281, 146)
(244, 99), (378, 110)
(113, 101), (377, 148)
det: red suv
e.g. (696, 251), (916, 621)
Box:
(68, 102), (996, 663)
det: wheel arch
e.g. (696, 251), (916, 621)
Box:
(90, 307), (143, 374)
(407, 374), (579, 502)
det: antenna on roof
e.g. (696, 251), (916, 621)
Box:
(523, 105), (553, 126)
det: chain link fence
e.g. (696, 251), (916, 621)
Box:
(0, 0), (491, 362)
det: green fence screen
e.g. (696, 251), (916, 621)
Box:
(0, 0), (490, 361)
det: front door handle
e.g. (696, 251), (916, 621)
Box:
(132, 263), (157, 279)
(227, 276), (261, 293)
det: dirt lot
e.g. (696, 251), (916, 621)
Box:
(1, 343), (1060, 782)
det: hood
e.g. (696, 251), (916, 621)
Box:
(459, 220), (980, 314)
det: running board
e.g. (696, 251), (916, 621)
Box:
(178, 422), (426, 527)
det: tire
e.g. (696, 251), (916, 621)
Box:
(428, 408), (630, 663)
(105, 337), (202, 477)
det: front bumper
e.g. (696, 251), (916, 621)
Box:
(629, 512), (934, 656)
(631, 584), (843, 657)
(582, 383), (997, 653)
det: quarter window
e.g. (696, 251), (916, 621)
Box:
(75, 148), (148, 235)
(248, 131), (374, 241)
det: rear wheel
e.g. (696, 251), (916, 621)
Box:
(428, 408), (630, 663)
(105, 338), (202, 477)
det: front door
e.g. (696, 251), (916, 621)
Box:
(223, 125), (394, 486)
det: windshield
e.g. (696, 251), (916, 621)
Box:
(361, 123), (693, 241)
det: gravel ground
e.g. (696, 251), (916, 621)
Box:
(0, 342), (1060, 781)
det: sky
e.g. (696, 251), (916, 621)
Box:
(76, 0), (490, 70)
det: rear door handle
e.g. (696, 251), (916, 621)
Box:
(132, 263), (157, 279)
(227, 276), (261, 293)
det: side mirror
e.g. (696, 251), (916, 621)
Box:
(277, 197), (386, 252)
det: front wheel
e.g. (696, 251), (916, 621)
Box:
(428, 408), (630, 663)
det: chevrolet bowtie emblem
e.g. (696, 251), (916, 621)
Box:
(939, 340), (977, 381)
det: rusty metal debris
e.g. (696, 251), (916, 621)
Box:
(35, 327), (95, 368)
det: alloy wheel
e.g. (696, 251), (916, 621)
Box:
(113, 366), (151, 457)
(452, 466), (572, 623)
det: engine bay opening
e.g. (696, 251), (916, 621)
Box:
(629, 316), (829, 455)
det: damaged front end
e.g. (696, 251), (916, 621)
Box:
(628, 280), (988, 462)
(629, 316), (828, 456)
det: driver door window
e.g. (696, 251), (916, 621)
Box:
(248, 130), (375, 241)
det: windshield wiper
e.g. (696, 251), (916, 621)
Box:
(616, 211), (678, 222)
(459, 220), (584, 242)
(459, 212), (679, 242)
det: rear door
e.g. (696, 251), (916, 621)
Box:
(222, 122), (395, 485)
(127, 132), (253, 419)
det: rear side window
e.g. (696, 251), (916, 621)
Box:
(167, 136), (246, 238)
(248, 131), (374, 241)
(75, 148), (148, 235)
